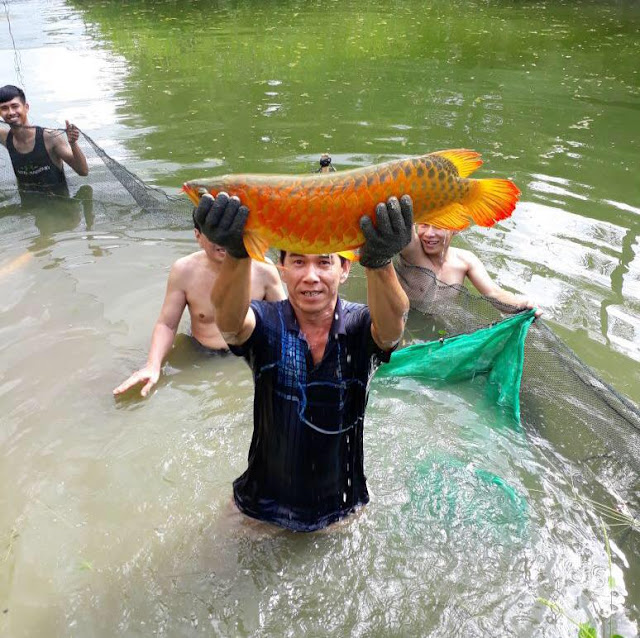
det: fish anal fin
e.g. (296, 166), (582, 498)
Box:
(428, 203), (472, 231)
(244, 231), (270, 262)
(435, 150), (483, 178)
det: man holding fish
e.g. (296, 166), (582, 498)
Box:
(194, 191), (412, 532)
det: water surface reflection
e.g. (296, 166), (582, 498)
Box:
(1, 0), (639, 636)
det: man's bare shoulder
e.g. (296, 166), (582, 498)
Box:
(448, 246), (479, 270)
(251, 258), (280, 278)
(250, 258), (286, 301)
(0, 127), (7, 145)
(170, 250), (207, 280)
(42, 127), (64, 146)
(173, 249), (204, 268)
(41, 128), (68, 160)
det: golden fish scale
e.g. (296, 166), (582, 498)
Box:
(215, 155), (468, 254)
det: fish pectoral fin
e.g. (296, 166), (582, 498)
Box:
(243, 231), (270, 262)
(338, 250), (359, 262)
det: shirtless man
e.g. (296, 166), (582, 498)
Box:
(399, 224), (542, 317)
(0, 85), (88, 191)
(113, 211), (286, 397)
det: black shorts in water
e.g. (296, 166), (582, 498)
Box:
(189, 335), (231, 357)
(169, 332), (232, 360)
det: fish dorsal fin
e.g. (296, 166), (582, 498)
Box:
(434, 150), (483, 178)
(243, 231), (270, 262)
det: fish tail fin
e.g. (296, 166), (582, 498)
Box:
(436, 149), (483, 177)
(244, 231), (270, 262)
(465, 178), (520, 227)
(429, 178), (520, 230)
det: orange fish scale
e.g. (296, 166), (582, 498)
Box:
(183, 150), (520, 258)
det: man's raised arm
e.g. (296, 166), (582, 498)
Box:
(195, 193), (256, 345)
(360, 196), (412, 351)
(51, 121), (89, 176)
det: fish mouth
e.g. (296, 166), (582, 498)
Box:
(182, 183), (201, 206)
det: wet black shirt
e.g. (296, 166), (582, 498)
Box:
(6, 126), (66, 191)
(229, 298), (391, 531)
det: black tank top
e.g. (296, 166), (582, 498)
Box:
(6, 126), (67, 191)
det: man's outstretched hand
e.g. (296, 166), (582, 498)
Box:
(113, 364), (160, 398)
(359, 195), (413, 269)
(194, 192), (249, 259)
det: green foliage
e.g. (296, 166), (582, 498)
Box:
(578, 625), (597, 638)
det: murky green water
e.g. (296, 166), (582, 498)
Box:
(1, 1), (639, 636)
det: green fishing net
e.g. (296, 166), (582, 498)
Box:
(405, 452), (529, 539)
(376, 309), (536, 423)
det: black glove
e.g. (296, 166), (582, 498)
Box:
(359, 195), (413, 269)
(193, 192), (249, 259)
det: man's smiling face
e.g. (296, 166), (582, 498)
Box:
(0, 96), (29, 127)
(416, 224), (454, 256)
(281, 253), (350, 318)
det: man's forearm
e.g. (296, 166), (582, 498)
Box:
(487, 287), (529, 310)
(366, 263), (409, 350)
(212, 256), (252, 339)
(68, 142), (89, 176)
(146, 322), (177, 370)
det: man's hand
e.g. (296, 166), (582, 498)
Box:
(113, 365), (161, 398)
(65, 120), (80, 146)
(515, 296), (543, 319)
(194, 192), (249, 259)
(359, 195), (413, 269)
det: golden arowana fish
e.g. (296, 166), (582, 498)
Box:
(183, 149), (520, 261)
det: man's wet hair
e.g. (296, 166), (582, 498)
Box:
(192, 207), (200, 231)
(279, 250), (347, 266)
(0, 85), (26, 105)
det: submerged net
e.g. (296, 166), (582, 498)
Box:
(392, 256), (640, 541)
(2, 122), (639, 536)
